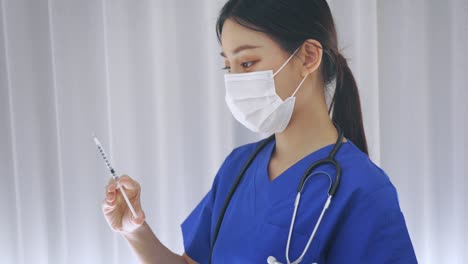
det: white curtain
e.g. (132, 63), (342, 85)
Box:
(0, 0), (466, 263)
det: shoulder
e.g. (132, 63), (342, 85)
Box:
(212, 137), (268, 188)
(207, 138), (267, 211)
(220, 137), (268, 171)
(337, 140), (400, 209)
(327, 142), (417, 262)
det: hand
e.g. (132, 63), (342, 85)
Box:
(102, 175), (146, 234)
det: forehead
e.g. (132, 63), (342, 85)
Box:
(220, 19), (276, 55)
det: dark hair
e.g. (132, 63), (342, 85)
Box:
(216, 0), (369, 155)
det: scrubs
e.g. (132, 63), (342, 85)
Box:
(181, 138), (417, 263)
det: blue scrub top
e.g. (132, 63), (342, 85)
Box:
(181, 138), (417, 263)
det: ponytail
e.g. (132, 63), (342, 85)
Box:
(329, 52), (369, 155)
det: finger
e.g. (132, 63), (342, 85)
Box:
(104, 212), (123, 232)
(106, 191), (116, 203)
(111, 225), (122, 232)
(118, 175), (140, 191)
(130, 197), (145, 222)
(107, 184), (116, 194)
(104, 194), (117, 205)
(106, 177), (117, 193)
(102, 199), (116, 212)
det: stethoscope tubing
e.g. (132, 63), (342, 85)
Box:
(209, 123), (344, 264)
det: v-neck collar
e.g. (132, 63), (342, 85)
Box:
(255, 137), (349, 206)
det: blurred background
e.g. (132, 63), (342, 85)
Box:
(0, 0), (467, 263)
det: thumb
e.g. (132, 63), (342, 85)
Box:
(131, 209), (145, 226)
(118, 175), (140, 191)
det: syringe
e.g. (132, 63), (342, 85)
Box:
(93, 136), (138, 218)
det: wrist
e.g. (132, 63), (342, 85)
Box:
(121, 221), (149, 240)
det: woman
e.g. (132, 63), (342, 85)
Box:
(102, 0), (417, 263)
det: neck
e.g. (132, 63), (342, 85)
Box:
(273, 92), (341, 162)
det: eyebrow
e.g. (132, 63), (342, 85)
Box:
(220, 44), (262, 58)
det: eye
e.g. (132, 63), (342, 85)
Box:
(241, 61), (255, 69)
(221, 61), (256, 73)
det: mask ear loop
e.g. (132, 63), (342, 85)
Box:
(272, 47), (301, 77)
(291, 72), (310, 98)
(272, 47), (310, 98)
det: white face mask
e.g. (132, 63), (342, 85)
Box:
(224, 47), (309, 135)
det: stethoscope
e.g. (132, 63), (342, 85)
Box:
(208, 123), (344, 264)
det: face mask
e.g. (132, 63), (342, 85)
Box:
(224, 47), (309, 135)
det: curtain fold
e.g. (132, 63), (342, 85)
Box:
(0, 0), (466, 263)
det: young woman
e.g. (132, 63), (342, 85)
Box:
(102, 0), (417, 263)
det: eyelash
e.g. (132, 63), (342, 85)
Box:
(222, 61), (256, 72)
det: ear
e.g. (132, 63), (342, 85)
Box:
(298, 39), (323, 77)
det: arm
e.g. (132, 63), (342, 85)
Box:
(102, 175), (198, 264)
(122, 221), (198, 264)
(326, 185), (417, 263)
